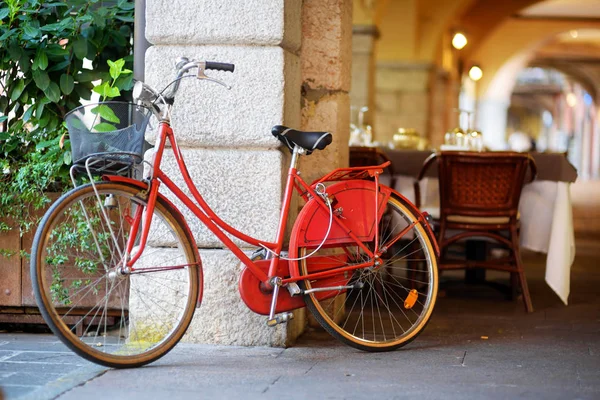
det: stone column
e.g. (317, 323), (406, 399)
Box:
(144, 0), (302, 346)
(300, 0), (352, 180)
(351, 25), (378, 127)
(300, 0), (352, 329)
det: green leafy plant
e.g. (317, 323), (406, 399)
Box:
(90, 58), (133, 132)
(0, 0), (134, 236)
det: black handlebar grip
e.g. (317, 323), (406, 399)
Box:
(205, 61), (235, 72)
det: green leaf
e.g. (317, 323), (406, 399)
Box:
(38, 115), (50, 128)
(19, 52), (30, 74)
(10, 80), (25, 101)
(35, 139), (55, 151)
(34, 50), (48, 70)
(19, 89), (28, 104)
(45, 45), (69, 58)
(92, 82), (120, 99)
(8, 45), (23, 60)
(44, 82), (61, 103)
(63, 151), (72, 165)
(22, 106), (34, 122)
(0, 8), (10, 20)
(73, 37), (87, 60)
(93, 122), (117, 132)
(92, 12), (106, 29)
(47, 60), (71, 73)
(108, 59), (125, 80)
(0, 28), (17, 41)
(115, 74), (134, 91)
(106, 86), (120, 98)
(35, 101), (46, 119)
(91, 105), (120, 123)
(0, 116), (7, 123)
(115, 15), (134, 23)
(59, 74), (74, 95)
(92, 82), (109, 96)
(119, 2), (135, 11)
(40, 22), (64, 32)
(23, 25), (39, 38)
(33, 70), (50, 91)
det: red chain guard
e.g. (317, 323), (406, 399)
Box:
(238, 256), (349, 316)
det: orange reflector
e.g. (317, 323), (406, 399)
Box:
(404, 289), (418, 309)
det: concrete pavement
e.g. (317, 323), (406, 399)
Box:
(1, 238), (599, 400)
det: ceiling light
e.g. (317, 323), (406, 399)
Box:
(452, 32), (468, 50)
(566, 92), (577, 107)
(570, 30), (578, 38)
(468, 65), (483, 81)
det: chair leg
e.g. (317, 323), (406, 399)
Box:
(510, 226), (533, 313)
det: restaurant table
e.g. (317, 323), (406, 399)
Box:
(378, 148), (578, 305)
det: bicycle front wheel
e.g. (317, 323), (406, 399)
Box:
(298, 192), (438, 351)
(31, 182), (200, 368)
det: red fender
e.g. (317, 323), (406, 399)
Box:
(102, 175), (203, 307)
(288, 180), (391, 279)
(288, 180), (438, 280)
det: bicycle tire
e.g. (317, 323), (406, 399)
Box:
(31, 182), (201, 368)
(298, 191), (438, 351)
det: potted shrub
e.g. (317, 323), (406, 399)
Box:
(0, 0), (134, 315)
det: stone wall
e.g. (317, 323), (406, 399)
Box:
(374, 62), (432, 145)
(143, 0), (352, 346)
(145, 0), (302, 346)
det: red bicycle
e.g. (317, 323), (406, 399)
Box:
(31, 58), (439, 368)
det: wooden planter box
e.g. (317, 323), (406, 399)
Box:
(1, 193), (129, 330)
(0, 194), (60, 324)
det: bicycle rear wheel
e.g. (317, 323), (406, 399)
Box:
(298, 192), (438, 351)
(31, 182), (200, 368)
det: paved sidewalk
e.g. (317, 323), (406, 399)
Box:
(1, 240), (599, 400)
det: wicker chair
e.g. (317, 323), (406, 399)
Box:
(349, 146), (396, 187)
(417, 151), (537, 312)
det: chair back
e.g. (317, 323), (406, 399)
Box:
(349, 147), (396, 186)
(438, 151), (535, 219)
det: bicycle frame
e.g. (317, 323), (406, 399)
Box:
(116, 120), (393, 290)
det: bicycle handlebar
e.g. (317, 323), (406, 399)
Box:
(132, 57), (235, 117)
(205, 61), (235, 72)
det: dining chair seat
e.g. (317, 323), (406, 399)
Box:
(446, 211), (521, 225)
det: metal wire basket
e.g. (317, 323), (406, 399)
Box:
(65, 101), (152, 175)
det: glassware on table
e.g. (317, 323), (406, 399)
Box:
(443, 109), (484, 151)
(392, 128), (420, 149)
(349, 106), (372, 146)
(466, 129), (484, 151)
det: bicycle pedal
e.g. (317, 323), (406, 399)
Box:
(266, 312), (294, 327)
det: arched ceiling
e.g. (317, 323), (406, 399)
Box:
(464, 0), (600, 103)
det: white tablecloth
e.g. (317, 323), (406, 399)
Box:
(390, 177), (575, 305)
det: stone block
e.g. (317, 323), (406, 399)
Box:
(397, 92), (429, 117)
(154, 148), (284, 248)
(145, 45), (300, 148)
(146, 0), (301, 52)
(376, 63), (432, 92)
(132, 248), (304, 346)
(184, 249), (304, 346)
(375, 92), (400, 114)
(300, 92), (350, 184)
(301, 0), (352, 91)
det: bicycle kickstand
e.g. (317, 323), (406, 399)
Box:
(266, 277), (294, 327)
